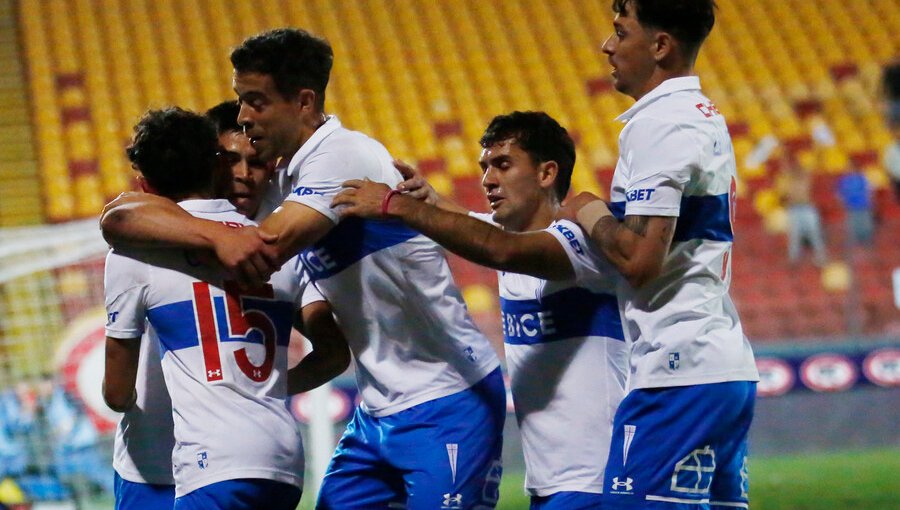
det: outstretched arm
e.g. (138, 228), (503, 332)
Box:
(559, 192), (674, 288)
(100, 192), (281, 283)
(332, 180), (574, 280)
(103, 336), (141, 412)
(287, 301), (351, 394)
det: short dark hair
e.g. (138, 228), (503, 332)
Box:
(206, 100), (241, 135)
(479, 111), (576, 201)
(126, 107), (218, 200)
(230, 28), (333, 109)
(613, 0), (716, 59)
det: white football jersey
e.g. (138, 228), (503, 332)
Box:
(104, 199), (306, 497)
(275, 116), (500, 417)
(473, 213), (628, 496)
(610, 76), (759, 390)
(110, 325), (175, 486)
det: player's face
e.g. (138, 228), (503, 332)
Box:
(601, 2), (658, 99)
(233, 71), (304, 162)
(218, 131), (273, 219)
(480, 140), (546, 232)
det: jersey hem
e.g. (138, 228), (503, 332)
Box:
(624, 205), (680, 217)
(175, 468), (303, 498)
(628, 370), (760, 391)
(113, 467), (174, 486)
(526, 482), (603, 497)
(284, 195), (340, 224)
(105, 327), (143, 339)
(361, 361), (500, 417)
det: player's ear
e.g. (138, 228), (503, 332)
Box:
(538, 161), (559, 191)
(652, 31), (674, 63)
(136, 176), (158, 195)
(295, 89), (317, 112)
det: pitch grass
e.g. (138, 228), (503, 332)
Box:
(494, 448), (900, 510)
(83, 448), (899, 509)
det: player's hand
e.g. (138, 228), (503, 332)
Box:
(331, 179), (393, 219)
(212, 226), (280, 286)
(558, 191), (605, 223)
(394, 160), (438, 205)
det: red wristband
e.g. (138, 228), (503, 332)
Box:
(381, 189), (403, 217)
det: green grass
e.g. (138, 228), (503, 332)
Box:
(81, 448), (898, 509)
(494, 448), (900, 510)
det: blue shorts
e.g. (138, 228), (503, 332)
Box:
(531, 491), (603, 510)
(114, 471), (175, 510)
(317, 368), (506, 509)
(174, 478), (301, 510)
(603, 381), (756, 510)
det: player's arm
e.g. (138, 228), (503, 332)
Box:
(100, 192), (280, 282)
(332, 180), (574, 280)
(287, 301), (351, 394)
(560, 192), (675, 288)
(102, 336), (141, 413)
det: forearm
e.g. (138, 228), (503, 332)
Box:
(102, 380), (136, 412)
(585, 215), (673, 288)
(389, 195), (572, 279)
(101, 198), (227, 250)
(287, 352), (348, 394)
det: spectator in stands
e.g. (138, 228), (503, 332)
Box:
(776, 150), (827, 266)
(837, 167), (874, 246)
(882, 62), (900, 201)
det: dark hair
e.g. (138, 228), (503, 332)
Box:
(230, 28), (333, 109)
(126, 107), (218, 200)
(479, 111), (576, 201)
(613, 0), (716, 59)
(205, 100), (241, 135)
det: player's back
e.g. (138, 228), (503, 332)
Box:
(283, 117), (501, 417)
(107, 199), (304, 497)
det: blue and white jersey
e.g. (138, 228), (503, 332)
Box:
(104, 199), (307, 497)
(611, 76), (759, 390)
(111, 325), (175, 486)
(473, 213), (628, 496)
(278, 116), (500, 417)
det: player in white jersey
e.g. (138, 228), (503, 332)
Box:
(103, 108), (349, 509)
(559, 1), (759, 508)
(99, 30), (504, 509)
(108, 324), (176, 510)
(334, 111), (628, 509)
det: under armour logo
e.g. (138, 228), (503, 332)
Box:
(441, 493), (462, 509)
(611, 476), (634, 492)
(253, 369), (262, 379)
(208, 369), (221, 378)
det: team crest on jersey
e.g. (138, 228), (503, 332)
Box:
(197, 451), (209, 469)
(669, 352), (680, 370)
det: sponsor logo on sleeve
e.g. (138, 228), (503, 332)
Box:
(106, 311), (119, 325)
(625, 188), (656, 202)
(293, 186), (324, 197)
(553, 224), (584, 254)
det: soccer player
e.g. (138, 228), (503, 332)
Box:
(103, 107), (347, 509)
(107, 321), (175, 510)
(333, 111), (628, 510)
(100, 29), (504, 509)
(205, 100), (275, 221)
(559, 1), (759, 508)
